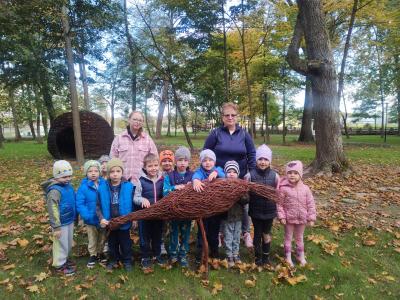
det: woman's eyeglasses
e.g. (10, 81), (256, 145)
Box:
(223, 114), (237, 118)
(130, 118), (143, 123)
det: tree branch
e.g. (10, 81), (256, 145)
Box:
(286, 13), (308, 76)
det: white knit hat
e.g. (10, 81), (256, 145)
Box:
(53, 160), (73, 179)
(256, 144), (272, 162)
(200, 149), (216, 162)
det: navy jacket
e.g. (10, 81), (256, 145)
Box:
(203, 125), (256, 178)
(248, 167), (277, 220)
(47, 183), (76, 227)
(76, 177), (107, 226)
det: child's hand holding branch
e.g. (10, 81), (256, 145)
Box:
(193, 179), (204, 192)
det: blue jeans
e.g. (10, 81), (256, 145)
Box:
(241, 204), (250, 233)
(169, 220), (191, 259)
(223, 220), (242, 257)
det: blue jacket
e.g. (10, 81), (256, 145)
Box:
(192, 166), (225, 181)
(76, 177), (106, 227)
(137, 170), (164, 206)
(47, 183), (76, 227)
(98, 179), (135, 230)
(163, 168), (193, 196)
(203, 125), (256, 178)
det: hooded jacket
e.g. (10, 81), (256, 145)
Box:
(76, 177), (107, 226)
(41, 179), (76, 228)
(134, 169), (164, 207)
(277, 177), (316, 224)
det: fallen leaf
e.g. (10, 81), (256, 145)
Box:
(26, 284), (40, 293)
(363, 239), (376, 246)
(6, 283), (14, 292)
(245, 279), (256, 288)
(2, 264), (15, 270)
(17, 239), (29, 248)
(211, 282), (223, 295)
(78, 295), (88, 300)
(0, 278), (10, 285)
(34, 272), (48, 282)
(286, 274), (307, 286)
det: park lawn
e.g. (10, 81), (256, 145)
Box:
(0, 140), (399, 299)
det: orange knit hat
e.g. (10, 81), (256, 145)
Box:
(160, 150), (174, 162)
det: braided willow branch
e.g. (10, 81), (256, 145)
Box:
(108, 178), (278, 230)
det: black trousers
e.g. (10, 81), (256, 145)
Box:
(139, 220), (163, 259)
(108, 229), (132, 264)
(252, 218), (273, 261)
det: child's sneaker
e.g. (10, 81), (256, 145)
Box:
(141, 258), (153, 271)
(156, 255), (166, 266)
(227, 257), (234, 268)
(296, 251), (307, 267)
(106, 261), (117, 271)
(233, 255), (242, 264)
(243, 232), (253, 248)
(98, 253), (108, 266)
(160, 243), (167, 255)
(87, 255), (97, 268)
(179, 257), (188, 268)
(285, 252), (294, 267)
(170, 256), (178, 265)
(124, 263), (133, 271)
(66, 259), (77, 270)
(55, 264), (75, 276)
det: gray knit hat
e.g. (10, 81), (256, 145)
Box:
(175, 146), (191, 161)
(224, 160), (239, 175)
(83, 160), (101, 175)
(98, 155), (111, 164)
(199, 149), (216, 162)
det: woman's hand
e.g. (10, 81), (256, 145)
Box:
(307, 221), (315, 227)
(141, 198), (151, 208)
(280, 219), (286, 225)
(193, 179), (204, 192)
(208, 170), (218, 182)
(53, 229), (61, 239)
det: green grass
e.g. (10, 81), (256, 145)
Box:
(0, 140), (399, 299)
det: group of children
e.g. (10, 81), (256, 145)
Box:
(42, 144), (316, 276)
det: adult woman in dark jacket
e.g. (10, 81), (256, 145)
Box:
(203, 102), (256, 248)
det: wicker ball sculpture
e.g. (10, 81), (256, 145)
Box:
(109, 178), (278, 275)
(47, 111), (114, 159)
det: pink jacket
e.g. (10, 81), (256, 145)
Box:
(277, 177), (316, 224)
(110, 130), (158, 184)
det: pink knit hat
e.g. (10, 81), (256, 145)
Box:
(285, 160), (303, 178)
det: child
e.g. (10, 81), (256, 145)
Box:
(277, 160), (316, 267)
(246, 144), (279, 266)
(159, 149), (175, 255)
(222, 161), (249, 267)
(133, 153), (165, 271)
(98, 155), (111, 178)
(97, 158), (135, 271)
(41, 160), (76, 276)
(160, 150), (174, 175)
(76, 160), (107, 268)
(193, 149), (225, 261)
(163, 146), (193, 267)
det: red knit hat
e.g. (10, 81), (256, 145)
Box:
(160, 150), (174, 162)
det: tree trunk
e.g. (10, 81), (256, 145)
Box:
(9, 89), (21, 141)
(337, 0), (358, 140)
(394, 54), (400, 135)
(61, 5), (84, 164)
(78, 52), (90, 110)
(282, 88), (286, 144)
(28, 119), (36, 140)
(287, 0), (348, 174)
(174, 104), (178, 137)
(167, 98), (171, 136)
(144, 96), (152, 138)
(38, 67), (56, 125)
(123, 0), (137, 111)
(42, 112), (48, 137)
(0, 124), (4, 147)
(36, 111), (43, 143)
(221, 0), (229, 102)
(156, 80), (168, 139)
(264, 91), (270, 143)
(298, 76), (314, 142)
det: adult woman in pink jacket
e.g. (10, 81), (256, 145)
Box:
(110, 111), (158, 184)
(277, 160), (316, 267)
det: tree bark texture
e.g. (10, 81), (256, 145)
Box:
(287, 0), (347, 173)
(9, 89), (21, 141)
(78, 52), (90, 110)
(61, 5), (84, 164)
(298, 76), (314, 142)
(38, 67), (56, 125)
(124, 0), (137, 111)
(156, 80), (168, 139)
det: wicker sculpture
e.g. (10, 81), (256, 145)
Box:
(47, 111), (114, 159)
(109, 178), (278, 275)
